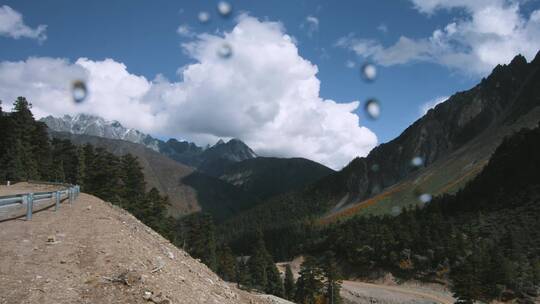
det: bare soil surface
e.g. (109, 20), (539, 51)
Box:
(0, 188), (277, 304)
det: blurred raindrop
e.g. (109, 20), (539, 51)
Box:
(418, 193), (432, 203)
(372, 184), (381, 195)
(217, 43), (233, 59)
(391, 206), (401, 216)
(370, 163), (380, 172)
(411, 156), (424, 167)
(72, 80), (87, 103)
(217, 1), (232, 17)
(198, 11), (211, 23)
(361, 63), (377, 82)
(365, 98), (380, 120)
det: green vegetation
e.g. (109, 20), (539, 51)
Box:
(309, 123), (540, 303)
(284, 264), (296, 301)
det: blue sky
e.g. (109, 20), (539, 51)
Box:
(1, 0), (539, 168)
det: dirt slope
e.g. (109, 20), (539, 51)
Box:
(0, 186), (276, 304)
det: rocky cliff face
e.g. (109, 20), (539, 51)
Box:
(335, 52), (540, 205)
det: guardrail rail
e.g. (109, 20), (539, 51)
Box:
(0, 183), (80, 222)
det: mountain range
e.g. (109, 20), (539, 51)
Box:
(43, 116), (334, 221)
(41, 114), (257, 169)
(42, 51), (540, 235)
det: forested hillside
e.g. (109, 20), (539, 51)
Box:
(310, 123), (540, 303)
(217, 157), (334, 202)
(218, 52), (540, 260)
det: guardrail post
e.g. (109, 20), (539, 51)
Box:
(55, 191), (60, 211)
(25, 193), (34, 220)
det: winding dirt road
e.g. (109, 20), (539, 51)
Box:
(342, 280), (455, 304)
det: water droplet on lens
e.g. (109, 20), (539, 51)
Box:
(365, 99), (380, 120)
(72, 80), (87, 103)
(391, 206), (401, 216)
(217, 43), (233, 59)
(411, 156), (424, 167)
(370, 163), (380, 172)
(418, 193), (432, 203)
(217, 1), (232, 17)
(361, 63), (377, 82)
(198, 11), (210, 23)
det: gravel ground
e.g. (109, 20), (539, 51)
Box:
(0, 188), (276, 304)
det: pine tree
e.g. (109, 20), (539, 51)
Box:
(76, 146), (86, 187)
(0, 111), (24, 181)
(322, 252), (342, 304)
(32, 121), (52, 180)
(217, 244), (237, 282)
(265, 261), (284, 297)
(284, 264), (296, 300)
(236, 256), (251, 290)
(144, 188), (170, 232)
(11, 97), (39, 180)
(119, 154), (146, 212)
(295, 256), (324, 304)
(184, 213), (217, 271)
(81, 144), (96, 192)
(248, 232), (270, 290)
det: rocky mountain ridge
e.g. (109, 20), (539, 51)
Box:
(41, 114), (161, 151)
(51, 131), (259, 220)
(41, 114), (257, 169)
(324, 51), (540, 208)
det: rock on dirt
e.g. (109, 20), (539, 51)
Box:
(0, 188), (277, 304)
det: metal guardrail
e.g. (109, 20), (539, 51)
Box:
(0, 184), (80, 221)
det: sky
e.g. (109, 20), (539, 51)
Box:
(0, 0), (539, 169)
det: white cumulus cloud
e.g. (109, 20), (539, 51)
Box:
(337, 0), (540, 75)
(0, 15), (377, 169)
(0, 5), (46, 41)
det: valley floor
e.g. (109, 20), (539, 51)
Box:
(0, 185), (276, 304)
